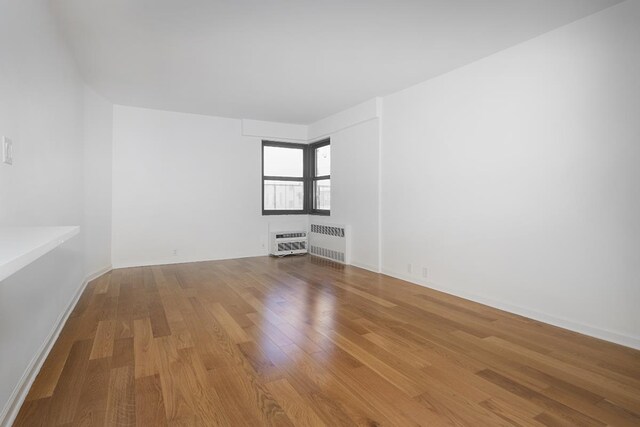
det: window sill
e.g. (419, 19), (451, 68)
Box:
(262, 211), (308, 216)
(261, 211), (330, 216)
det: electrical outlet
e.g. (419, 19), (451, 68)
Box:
(2, 137), (13, 165)
(422, 267), (428, 278)
(172, 249), (178, 256)
(407, 263), (412, 274)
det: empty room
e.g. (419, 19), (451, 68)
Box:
(1, 0), (639, 426)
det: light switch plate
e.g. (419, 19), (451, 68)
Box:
(2, 136), (13, 165)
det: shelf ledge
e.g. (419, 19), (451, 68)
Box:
(0, 226), (80, 282)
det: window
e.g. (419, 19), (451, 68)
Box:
(311, 140), (330, 214)
(262, 139), (330, 215)
(262, 142), (306, 214)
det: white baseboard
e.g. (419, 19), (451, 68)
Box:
(349, 260), (381, 274)
(381, 268), (640, 351)
(0, 265), (112, 427)
(112, 252), (267, 269)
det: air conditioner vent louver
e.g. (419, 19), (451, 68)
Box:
(277, 241), (306, 252)
(275, 232), (306, 239)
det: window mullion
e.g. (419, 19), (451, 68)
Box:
(305, 145), (312, 213)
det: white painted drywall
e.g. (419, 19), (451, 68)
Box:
(0, 0), (88, 422)
(242, 119), (308, 142)
(112, 102), (383, 271)
(111, 105), (308, 268)
(83, 86), (113, 275)
(308, 98), (381, 142)
(326, 119), (380, 272)
(381, 0), (640, 347)
(307, 101), (382, 272)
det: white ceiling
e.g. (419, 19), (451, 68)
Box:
(51, 0), (622, 124)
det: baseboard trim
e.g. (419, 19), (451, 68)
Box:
(349, 260), (381, 274)
(0, 265), (112, 427)
(381, 268), (640, 351)
(112, 253), (267, 269)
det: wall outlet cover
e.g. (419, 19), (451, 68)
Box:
(2, 137), (13, 165)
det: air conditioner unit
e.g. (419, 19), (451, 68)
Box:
(270, 231), (308, 256)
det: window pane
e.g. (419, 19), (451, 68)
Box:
(315, 144), (330, 177)
(264, 146), (303, 177)
(264, 180), (304, 210)
(314, 179), (330, 210)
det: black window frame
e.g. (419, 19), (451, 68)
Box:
(309, 138), (330, 216)
(261, 139), (330, 216)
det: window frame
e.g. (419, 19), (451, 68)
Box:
(261, 139), (331, 216)
(309, 138), (331, 216)
(262, 140), (308, 215)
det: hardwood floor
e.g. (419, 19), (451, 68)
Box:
(13, 255), (640, 426)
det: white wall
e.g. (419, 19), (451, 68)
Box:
(308, 98), (381, 141)
(328, 119), (380, 271)
(111, 102), (382, 271)
(381, 0), (640, 348)
(307, 100), (382, 272)
(0, 0), (88, 423)
(242, 119), (308, 142)
(111, 105), (308, 268)
(83, 87), (113, 275)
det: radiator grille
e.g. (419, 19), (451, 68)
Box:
(277, 241), (306, 252)
(310, 245), (345, 263)
(310, 224), (345, 237)
(275, 232), (306, 239)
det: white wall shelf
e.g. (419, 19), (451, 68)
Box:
(0, 226), (80, 282)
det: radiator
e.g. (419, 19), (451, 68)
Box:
(309, 223), (350, 264)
